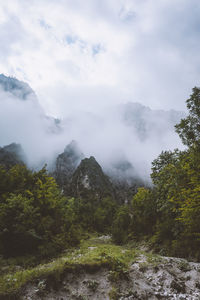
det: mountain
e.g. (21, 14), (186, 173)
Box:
(0, 143), (26, 169)
(118, 102), (185, 141)
(0, 74), (36, 100)
(106, 159), (145, 203)
(54, 140), (84, 192)
(53, 141), (141, 202)
(70, 156), (115, 200)
(0, 74), (185, 201)
(0, 74), (61, 168)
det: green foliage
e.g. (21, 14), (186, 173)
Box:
(94, 197), (117, 233)
(149, 145), (200, 258)
(0, 236), (137, 297)
(175, 87), (200, 147)
(108, 286), (120, 300)
(148, 87), (200, 258)
(66, 196), (117, 234)
(123, 87), (200, 259)
(0, 163), (118, 259)
(112, 205), (131, 244)
(86, 280), (99, 292)
(1, 85), (200, 266)
(131, 188), (156, 237)
(0, 165), (81, 258)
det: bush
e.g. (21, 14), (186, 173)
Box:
(0, 165), (81, 258)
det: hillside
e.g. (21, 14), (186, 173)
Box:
(1, 76), (200, 299)
(0, 74), (184, 179)
(1, 236), (200, 299)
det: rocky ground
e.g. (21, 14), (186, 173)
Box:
(21, 251), (200, 300)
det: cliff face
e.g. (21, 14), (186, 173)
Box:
(0, 74), (36, 100)
(16, 236), (200, 300)
(53, 141), (144, 202)
(106, 159), (145, 204)
(54, 141), (84, 192)
(70, 156), (115, 200)
(54, 142), (116, 201)
(0, 143), (26, 169)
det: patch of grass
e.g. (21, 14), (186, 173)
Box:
(0, 236), (137, 297)
(108, 286), (120, 300)
(177, 260), (191, 272)
(86, 279), (99, 292)
(138, 262), (148, 272)
(145, 252), (163, 266)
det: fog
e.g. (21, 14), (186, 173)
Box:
(1, 0), (200, 114)
(0, 83), (184, 181)
(2, 0), (199, 180)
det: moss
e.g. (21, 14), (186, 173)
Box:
(86, 280), (99, 292)
(108, 286), (120, 300)
(0, 236), (137, 297)
(177, 260), (191, 272)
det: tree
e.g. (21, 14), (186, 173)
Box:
(175, 87), (200, 147)
(112, 206), (131, 244)
(0, 165), (81, 257)
(131, 188), (156, 237)
(94, 197), (117, 233)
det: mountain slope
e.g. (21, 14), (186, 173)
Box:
(1, 236), (200, 300)
(70, 156), (115, 200)
(0, 143), (26, 169)
(54, 140), (84, 191)
(0, 74), (36, 100)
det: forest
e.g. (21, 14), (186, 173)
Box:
(0, 87), (200, 263)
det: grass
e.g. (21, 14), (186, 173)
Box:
(0, 235), (166, 298)
(0, 235), (138, 297)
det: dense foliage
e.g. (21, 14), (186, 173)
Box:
(111, 87), (200, 260)
(0, 164), (118, 258)
(148, 88), (200, 259)
(1, 86), (200, 261)
(0, 165), (82, 257)
(175, 87), (200, 147)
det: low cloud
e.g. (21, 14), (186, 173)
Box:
(0, 84), (184, 181)
(0, 1), (196, 180)
(0, 0), (200, 115)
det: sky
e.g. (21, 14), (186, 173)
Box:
(0, 0), (200, 117)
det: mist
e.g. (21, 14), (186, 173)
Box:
(1, 0), (199, 181)
(0, 82), (184, 181)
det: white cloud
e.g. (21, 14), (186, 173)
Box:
(0, 0), (200, 115)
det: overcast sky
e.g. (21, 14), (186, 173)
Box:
(0, 0), (200, 117)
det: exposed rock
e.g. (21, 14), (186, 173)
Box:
(0, 143), (26, 169)
(119, 102), (185, 141)
(70, 156), (114, 200)
(0, 74), (61, 140)
(54, 140), (84, 192)
(54, 142), (144, 202)
(106, 159), (145, 204)
(21, 254), (200, 300)
(0, 74), (36, 100)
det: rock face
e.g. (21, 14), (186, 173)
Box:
(70, 156), (114, 200)
(0, 74), (36, 100)
(119, 102), (185, 141)
(0, 74), (61, 140)
(21, 250), (200, 300)
(54, 141), (84, 192)
(0, 143), (26, 169)
(106, 159), (145, 204)
(54, 141), (143, 202)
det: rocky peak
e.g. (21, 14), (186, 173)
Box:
(106, 159), (144, 204)
(0, 143), (26, 169)
(70, 156), (114, 200)
(54, 140), (84, 189)
(0, 74), (36, 100)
